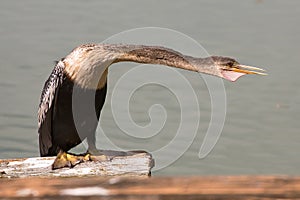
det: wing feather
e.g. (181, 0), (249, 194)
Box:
(38, 61), (64, 156)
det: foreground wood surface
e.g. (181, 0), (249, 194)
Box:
(0, 150), (154, 178)
(1, 176), (300, 199)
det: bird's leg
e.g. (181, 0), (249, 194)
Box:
(85, 133), (113, 162)
(86, 133), (146, 160)
(52, 150), (90, 170)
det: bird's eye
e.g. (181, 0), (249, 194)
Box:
(226, 62), (234, 67)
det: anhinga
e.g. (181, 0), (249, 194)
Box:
(38, 44), (266, 169)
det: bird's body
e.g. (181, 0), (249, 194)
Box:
(38, 65), (107, 156)
(38, 44), (265, 169)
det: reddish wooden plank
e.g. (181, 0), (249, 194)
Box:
(1, 176), (300, 199)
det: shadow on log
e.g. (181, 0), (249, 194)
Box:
(0, 150), (154, 178)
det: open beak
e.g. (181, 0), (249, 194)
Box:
(232, 65), (267, 76)
(221, 64), (267, 82)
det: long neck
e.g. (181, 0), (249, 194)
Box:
(114, 45), (216, 75)
(63, 44), (220, 90)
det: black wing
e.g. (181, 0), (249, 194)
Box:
(38, 62), (64, 156)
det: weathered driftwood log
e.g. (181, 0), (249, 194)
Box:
(1, 176), (300, 199)
(0, 150), (154, 178)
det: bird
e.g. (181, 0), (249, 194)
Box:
(38, 43), (266, 169)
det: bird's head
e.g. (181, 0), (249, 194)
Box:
(210, 56), (267, 82)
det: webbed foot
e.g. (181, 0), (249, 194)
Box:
(87, 149), (145, 161)
(52, 150), (90, 170)
(87, 149), (113, 162)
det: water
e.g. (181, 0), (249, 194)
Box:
(0, 0), (299, 175)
